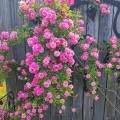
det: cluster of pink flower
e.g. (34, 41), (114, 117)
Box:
(19, 0), (37, 20)
(83, 35), (120, 100)
(10, 4), (75, 118)
(80, 36), (97, 61)
(78, 36), (102, 100)
(0, 31), (17, 41)
(59, 19), (74, 30)
(40, 7), (57, 27)
(95, 0), (110, 15)
(0, 31), (18, 74)
(109, 36), (120, 70)
(100, 4), (110, 15)
(0, 42), (9, 52)
(69, 32), (80, 45)
(60, 0), (74, 6)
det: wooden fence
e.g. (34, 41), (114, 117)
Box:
(0, 0), (120, 120)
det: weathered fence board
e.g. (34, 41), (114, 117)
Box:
(0, 0), (120, 120)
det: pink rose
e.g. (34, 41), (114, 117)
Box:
(54, 51), (61, 57)
(1, 32), (9, 41)
(33, 26), (41, 35)
(43, 80), (51, 88)
(32, 43), (44, 56)
(33, 86), (44, 96)
(43, 56), (51, 67)
(63, 81), (68, 87)
(21, 114), (26, 119)
(68, 0), (74, 5)
(80, 43), (89, 51)
(29, 62), (39, 74)
(86, 74), (91, 79)
(66, 67), (72, 76)
(91, 82), (96, 87)
(47, 92), (53, 98)
(64, 91), (70, 97)
(10, 31), (17, 40)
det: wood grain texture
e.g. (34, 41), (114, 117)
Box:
(0, 0), (120, 120)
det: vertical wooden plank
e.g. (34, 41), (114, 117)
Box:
(115, 82), (120, 120)
(61, 97), (73, 120)
(72, 74), (83, 120)
(114, 0), (120, 119)
(103, 1), (117, 120)
(104, 73), (118, 120)
(71, 1), (85, 119)
(50, 106), (61, 120)
(0, 0), (12, 31)
(10, 0), (26, 91)
(79, 0), (88, 120)
(0, 0), (18, 96)
(93, 1), (114, 120)
(82, 0), (100, 120)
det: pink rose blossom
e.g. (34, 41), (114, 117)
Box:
(54, 51), (61, 57)
(27, 8), (37, 20)
(43, 56), (51, 67)
(69, 32), (80, 45)
(0, 55), (5, 61)
(10, 31), (17, 40)
(33, 86), (44, 96)
(43, 80), (51, 88)
(63, 81), (68, 87)
(59, 110), (62, 114)
(68, 0), (74, 6)
(79, 27), (85, 32)
(61, 105), (66, 110)
(71, 107), (77, 112)
(21, 113), (26, 119)
(95, 95), (99, 101)
(32, 43), (44, 56)
(33, 26), (41, 35)
(79, 20), (85, 25)
(1, 32), (9, 41)
(29, 62), (39, 74)
(47, 92), (53, 98)
(96, 71), (101, 77)
(80, 43), (89, 51)
(86, 74), (91, 79)
(80, 52), (89, 61)
(107, 63), (112, 68)
(64, 91), (70, 97)
(66, 67), (72, 76)
(91, 82), (96, 87)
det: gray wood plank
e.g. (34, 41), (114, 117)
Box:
(93, 2), (113, 120)
(72, 74), (83, 120)
(104, 73), (118, 120)
(114, 0), (120, 119)
(83, 1), (100, 120)
(0, 0), (18, 96)
(103, 2), (117, 120)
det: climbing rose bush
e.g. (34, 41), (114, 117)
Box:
(0, 0), (116, 119)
